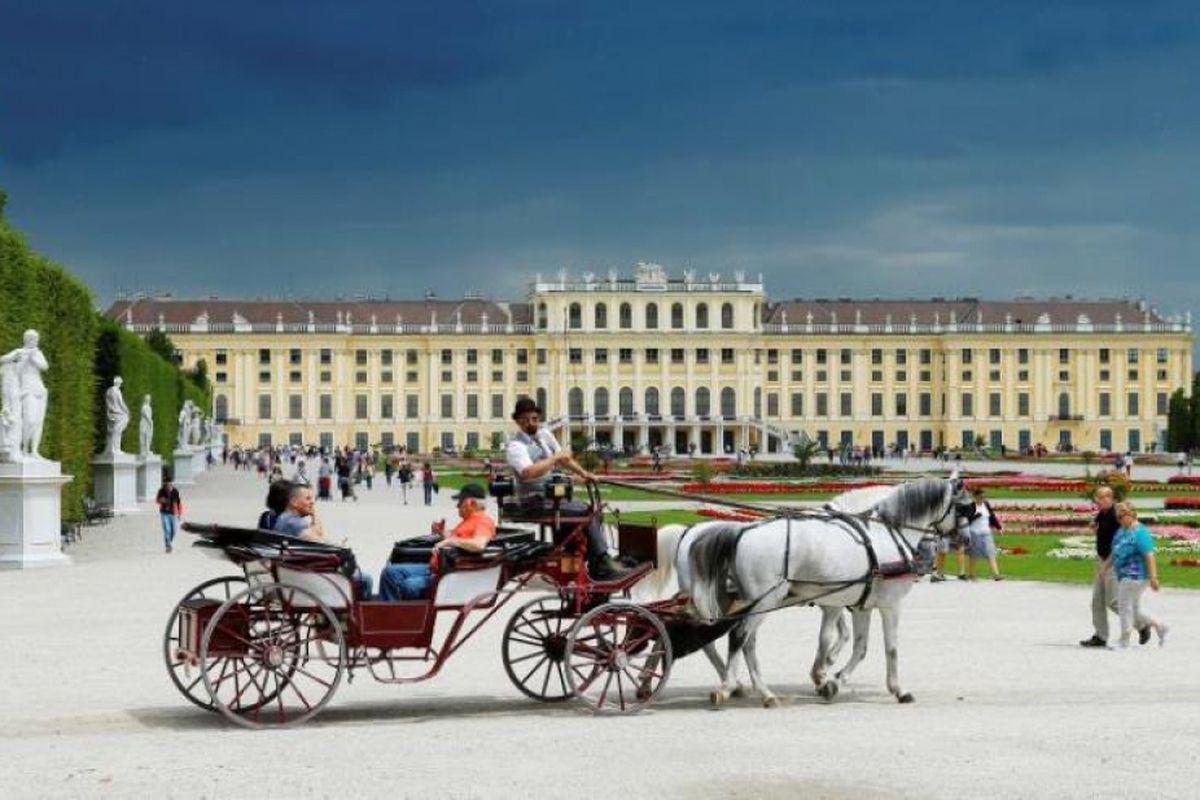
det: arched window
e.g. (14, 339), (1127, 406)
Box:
(696, 303), (709, 329)
(536, 388), (548, 415)
(720, 387), (736, 419)
(568, 387), (584, 417)
(214, 395), (228, 421)
(645, 303), (659, 329)
(619, 303), (633, 329)
(594, 387), (609, 417)
(721, 302), (734, 329)
(645, 387), (660, 416)
(671, 302), (684, 329)
(594, 303), (608, 329)
(695, 387), (711, 417)
(619, 387), (634, 417)
(1058, 392), (1071, 419)
(670, 387), (686, 418)
(568, 303), (582, 330)
(537, 303), (548, 330)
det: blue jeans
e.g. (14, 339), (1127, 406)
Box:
(160, 512), (177, 548)
(423, 482), (433, 505)
(379, 563), (432, 601)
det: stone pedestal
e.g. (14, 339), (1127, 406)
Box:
(93, 451), (140, 514)
(192, 446), (207, 474)
(136, 454), (163, 502)
(173, 449), (196, 485)
(0, 459), (73, 569)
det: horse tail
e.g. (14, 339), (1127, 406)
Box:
(630, 524), (687, 600)
(688, 524), (745, 621)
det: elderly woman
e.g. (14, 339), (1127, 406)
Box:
(1102, 502), (1168, 648)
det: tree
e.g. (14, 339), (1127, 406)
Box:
(188, 357), (210, 392)
(793, 438), (822, 469)
(1167, 388), (1193, 452)
(144, 329), (179, 364)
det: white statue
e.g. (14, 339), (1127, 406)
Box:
(203, 417), (214, 444)
(0, 354), (21, 461)
(0, 330), (49, 460)
(105, 377), (130, 455)
(190, 405), (202, 446)
(177, 400), (192, 450)
(139, 394), (154, 457)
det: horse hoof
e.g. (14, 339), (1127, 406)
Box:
(710, 690), (728, 706)
(898, 693), (915, 704)
(818, 682), (839, 701)
(730, 686), (747, 699)
(763, 696), (780, 709)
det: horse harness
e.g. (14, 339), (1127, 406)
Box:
(690, 508), (945, 624)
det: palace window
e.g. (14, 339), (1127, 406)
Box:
(720, 302), (734, 329)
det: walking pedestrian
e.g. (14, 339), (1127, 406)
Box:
(422, 461), (436, 505)
(155, 477), (182, 553)
(1103, 503), (1168, 648)
(965, 487), (1003, 580)
(1080, 487), (1149, 647)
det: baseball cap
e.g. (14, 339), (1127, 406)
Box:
(452, 482), (487, 501)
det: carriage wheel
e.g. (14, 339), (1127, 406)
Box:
(565, 603), (672, 714)
(163, 575), (248, 711)
(200, 582), (345, 728)
(502, 595), (576, 702)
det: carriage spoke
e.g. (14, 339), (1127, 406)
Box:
(518, 655), (550, 686)
(506, 650), (548, 666)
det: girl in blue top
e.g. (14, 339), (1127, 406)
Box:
(1102, 503), (1168, 648)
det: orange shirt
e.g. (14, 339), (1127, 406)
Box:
(449, 510), (497, 543)
(431, 510), (496, 568)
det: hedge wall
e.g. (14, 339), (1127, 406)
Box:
(94, 318), (212, 462)
(0, 222), (98, 519)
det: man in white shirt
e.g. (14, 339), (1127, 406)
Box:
(505, 398), (628, 580)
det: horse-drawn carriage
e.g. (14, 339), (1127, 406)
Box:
(163, 479), (714, 727)
(164, 472), (973, 727)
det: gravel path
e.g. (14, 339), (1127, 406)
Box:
(1, 465), (1196, 799)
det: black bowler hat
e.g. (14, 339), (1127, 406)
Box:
(511, 397), (543, 420)
(452, 482), (487, 501)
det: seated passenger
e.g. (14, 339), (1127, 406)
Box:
(273, 483), (374, 597)
(379, 483), (496, 601)
(257, 480), (292, 531)
(273, 484), (329, 542)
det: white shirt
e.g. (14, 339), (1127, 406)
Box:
(505, 428), (562, 498)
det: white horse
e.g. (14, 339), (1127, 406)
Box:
(640, 476), (971, 706)
(632, 491), (883, 701)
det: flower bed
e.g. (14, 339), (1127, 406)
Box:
(1168, 475), (1200, 485)
(964, 476), (1087, 492)
(1165, 497), (1200, 510)
(697, 507), (765, 522)
(680, 481), (888, 494)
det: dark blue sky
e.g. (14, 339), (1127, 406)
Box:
(1, 1), (1198, 317)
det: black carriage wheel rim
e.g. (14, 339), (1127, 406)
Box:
(502, 595), (576, 702)
(163, 576), (247, 712)
(565, 604), (672, 714)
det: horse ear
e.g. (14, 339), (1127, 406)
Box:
(948, 468), (960, 481)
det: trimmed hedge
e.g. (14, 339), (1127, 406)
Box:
(94, 318), (211, 461)
(0, 222), (98, 519)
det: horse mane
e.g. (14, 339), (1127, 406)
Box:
(875, 477), (948, 525)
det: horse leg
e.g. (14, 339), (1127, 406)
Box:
(710, 623), (748, 705)
(812, 607), (843, 699)
(739, 622), (779, 708)
(827, 609), (851, 667)
(833, 608), (872, 688)
(700, 641), (746, 697)
(880, 606), (914, 703)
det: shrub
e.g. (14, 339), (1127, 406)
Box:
(0, 221), (98, 520)
(1086, 469), (1131, 503)
(691, 461), (717, 484)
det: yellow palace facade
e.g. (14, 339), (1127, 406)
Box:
(107, 263), (1194, 456)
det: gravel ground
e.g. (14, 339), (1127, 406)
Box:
(1, 465), (1197, 799)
